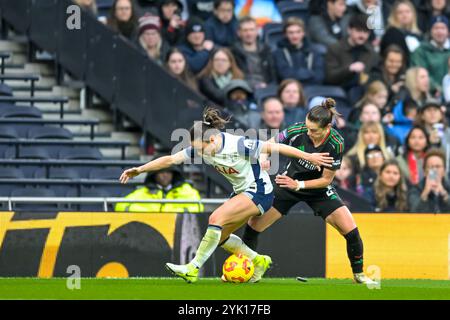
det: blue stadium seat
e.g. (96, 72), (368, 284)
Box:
(27, 126), (73, 140)
(1, 146), (15, 159)
(18, 146), (51, 159)
(0, 167), (25, 179)
(0, 125), (19, 139)
(88, 167), (123, 180)
(263, 23), (284, 51)
(79, 188), (113, 211)
(0, 104), (42, 118)
(96, 0), (114, 17)
(254, 84), (279, 106)
(0, 83), (13, 96)
(48, 167), (81, 179)
(277, 1), (310, 22)
(58, 147), (103, 160)
(10, 187), (60, 211)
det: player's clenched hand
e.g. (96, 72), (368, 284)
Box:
(275, 175), (298, 190)
(119, 167), (142, 184)
(306, 152), (334, 170)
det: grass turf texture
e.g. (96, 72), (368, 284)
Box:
(0, 278), (449, 300)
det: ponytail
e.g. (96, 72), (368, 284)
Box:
(307, 97), (341, 128)
(190, 107), (230, 142)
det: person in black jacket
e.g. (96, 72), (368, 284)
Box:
(204, 0), (239, 47)
(409, 148), (450, 212)
(159, 0), (185, 46)
(231, 16), (276, 90)
(273, 17), (325, 85)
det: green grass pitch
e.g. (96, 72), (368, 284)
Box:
(0, 278), (449, 300)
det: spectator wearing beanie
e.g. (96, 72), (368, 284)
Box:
(137, 14), (170, 65)
(178, 18), (215, 74)
(159, 0), (185, 46)
(411, 15), (450, 94)
(204, 0), (239, 47)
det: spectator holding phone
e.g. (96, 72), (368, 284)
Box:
(159, 0), (185, 45)
(409, 148), (450, 213)
(415, 99), (450, 148)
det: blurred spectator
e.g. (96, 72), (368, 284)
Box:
(411, 15), (450, 94)
(396, 125), (430, 185)
(417, 0), (450, 34)
(349, 80), (389, 123)
(224, 79), (260, 128)
(231, 17), (276, 89)
(347, 0), (388, 46)
(369, 44), (407, 103)
(380, 0), (422, 65)
(347, 121), (393, 173)
(277, 79), (307, 125)
(204, 0), (239, 47)
(401, 67), (433, 107)
(385, 97), (419, 143)
(408, 148), (450, 212)
(178, 18), (215, 74)
(187, 0), (215, 21)
(273, 17), (325, 85)
(334, 155), (358, 191)
(74, 0), (97, 16)
(259, 97), (285, 132)
(198, 48), (244, 105)
(165, 47), (198, 90)
(137, 15), (170, 65)
(359, 144), (386, 197)
(309, 0), (351, 47)
(115, 167), (203, 212)
(107, 0), (139, 40)
(415, 99), (450, 147)
(325, 14), (379, 103)
(443, 55), (450, 102)
(159, 0), (185, 45)
(369, 159), (409, 212)
(234, 0), (282, 27)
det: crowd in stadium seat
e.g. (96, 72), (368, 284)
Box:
(72, 0), (450, 213)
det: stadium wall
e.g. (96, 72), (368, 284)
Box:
(2, 211), (448, 279)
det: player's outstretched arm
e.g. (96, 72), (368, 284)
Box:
(261, 141), (333, 170)
(119, 151), (186, 184)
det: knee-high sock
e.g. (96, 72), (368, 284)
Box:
(190, 225), (222, 269)
(242, 224), (260, 251)
(344, 227), (364, 274)
(220, 234), (258, 260)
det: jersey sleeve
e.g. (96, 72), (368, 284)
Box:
(328, 135), (344, 171)
(237, 137), (263, 159)
(274, 122), (306, 145)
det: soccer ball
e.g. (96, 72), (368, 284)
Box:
(222, 254), (254, 283)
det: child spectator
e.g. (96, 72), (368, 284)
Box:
(165, 47), (198, 90)
(204, 0), (239, 47)
(273, 17), (325, 85)
(107, 0), (139, 40)
(224, 79), (260, 128)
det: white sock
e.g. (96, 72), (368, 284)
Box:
(190, 225), (222, 269)
(221, 234), (258, 260)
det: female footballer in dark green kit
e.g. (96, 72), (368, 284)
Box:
(242, 98), (377, 284)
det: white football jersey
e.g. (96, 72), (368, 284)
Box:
(183, 132), (273, 194)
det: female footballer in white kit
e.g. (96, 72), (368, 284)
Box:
(119, 108), (333, 283)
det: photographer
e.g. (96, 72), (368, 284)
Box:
(408, 148), (450, 213)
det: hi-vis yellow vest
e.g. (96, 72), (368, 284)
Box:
(114, 183), (204, 213)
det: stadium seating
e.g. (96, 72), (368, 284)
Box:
(263, 23), (284, 51)
(277, 1), (310, 23)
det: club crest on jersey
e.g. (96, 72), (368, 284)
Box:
(215, 165), (240, 175)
